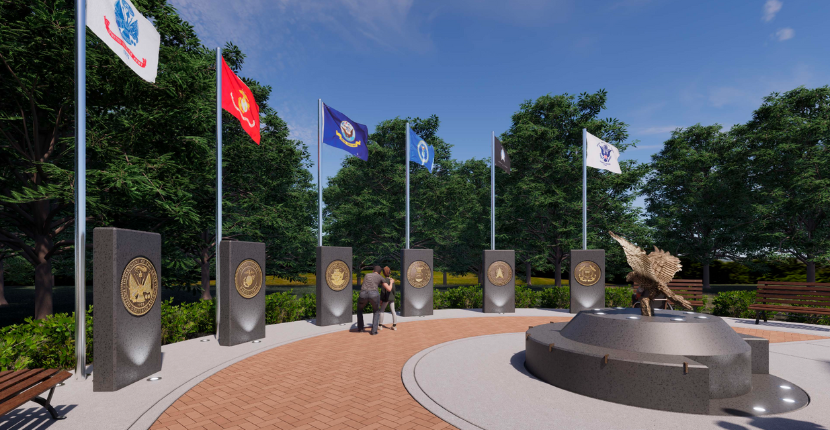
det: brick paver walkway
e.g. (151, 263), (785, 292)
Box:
(731, 326), (829, 343)
(150, 316), (827, 430)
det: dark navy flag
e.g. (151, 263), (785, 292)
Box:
(322, 104), (368, 161)
(408, 128), (434, 173)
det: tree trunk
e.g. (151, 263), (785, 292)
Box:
(0, 259), (8, 306)
(443, 271), (447, 286)
(34, 258), (53, 319)
(554, 260), (562, 287)
(702, 263), (710, 290)
(525, 261), (532, 286)
(806, 261), (816, 283)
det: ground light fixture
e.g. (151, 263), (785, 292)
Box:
(672, 318), (685, 321)
(147, 377), (162, 382)
(695, 316), (708, 319)
(595, 312), (605, 315)
(200, 339), (210, 342)
(627, 316), (639, 320)
(753, 406), (766, 412)
(781, 385), (792, 389)
(783, 398), (796, 403)
(252, 340), (262, 343)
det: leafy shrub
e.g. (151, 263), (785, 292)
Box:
(440, 285), (482, 309)
(605, 287), (632, 308)
(539, 287), (569, 309)
(712, 291), (758, 318)
(515, 285), (539, 308)
(265, 291), (306, 324)
(0, 308), (93, 371)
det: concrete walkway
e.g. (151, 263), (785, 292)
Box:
(1, 309), (828, 430)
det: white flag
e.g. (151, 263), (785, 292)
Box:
(87, 0), (160, 82)
(585, 132), (622, 174)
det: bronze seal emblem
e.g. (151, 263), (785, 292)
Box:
(120, 257), (159, 316)
(235, 259), (263, 299)
(407, 261), (431, 289)
(487, 261), (513, 287)
(325, 260), (350, 291)
(575, 261), (601, 286)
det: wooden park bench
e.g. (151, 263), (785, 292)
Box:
(0, 368), (71, 420)
(749, 281), (830, 325)
(633, 279), (704, 310)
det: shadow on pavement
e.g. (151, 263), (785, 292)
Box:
(0, 405), (77, 430)
(717, 416), (827, 430)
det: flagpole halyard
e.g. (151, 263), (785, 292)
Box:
(318, 99), (323, 247)
(74, 0), (87, 380)
(491, 131), (495, 251)
(582, 128), (587, 250)
(405, 122), (410, 249)
(215, 47), (222, 341)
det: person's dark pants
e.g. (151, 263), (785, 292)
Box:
(356, 290), (380, 334)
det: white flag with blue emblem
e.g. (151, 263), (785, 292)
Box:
(585, 132), (621, 174)
(87, 0), (161, 82)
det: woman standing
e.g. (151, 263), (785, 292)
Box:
(378, 266), (397, 330)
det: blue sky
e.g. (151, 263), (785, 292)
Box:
(170, 0), (829, 191)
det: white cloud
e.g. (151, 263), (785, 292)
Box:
(762, 0), (782, 22)
(775, 27), (795, 41)
(638, 126), (681, 135)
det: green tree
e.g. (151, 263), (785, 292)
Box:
(642, 124), (756, 288)
(732, 87), (830, 282)
(324, 116), (483, 276)
(498, 91), (649, 286)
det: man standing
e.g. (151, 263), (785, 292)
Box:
(358, 266), (393, 335)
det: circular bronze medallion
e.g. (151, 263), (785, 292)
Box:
(407, 261), (432, 289)
(575, 261), (601, 286)
(120, 257), (159, 316)
(235, 259), (263, 299)
(487, 261), (513, 287)
(325, 260), (350, 291)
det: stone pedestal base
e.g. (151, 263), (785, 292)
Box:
(569, 249), (605, 313)
(483, 250), (515, 313)
(401, 249), (433, 317)
(316, 246), (353, 326)
(93, 227), (162, 392)
(219, 241), (266, 346)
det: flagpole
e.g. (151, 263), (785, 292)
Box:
(215, 47), (222, 340)
(318, 99), (323, 246)
(491, 131), (495, 251)
(582, 128), (587, 250)
(74, 0), (87, 380)
(405, 122), (410, 249)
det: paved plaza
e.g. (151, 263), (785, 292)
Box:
(3, 309), (830, 430)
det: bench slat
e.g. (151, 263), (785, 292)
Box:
(0, 369), (58, 403)
(749, 305), (830, 315)
(758, 281), (830, 287)
(0, 369), (43, 392)
(0, 370), (70, 417)
(758, 287), (830, 294)
(755, 298), (830, 307)
(758, 285), (830, 292)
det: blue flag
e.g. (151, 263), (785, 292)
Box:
(322, 104), (369, 161)
(408, 128), (434, 173)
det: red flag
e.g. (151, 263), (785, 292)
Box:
(221, 57), (261, 144)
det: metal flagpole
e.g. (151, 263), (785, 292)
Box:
(215, 47), (222, 340)
(74, 0), (87, 380)
(582, 128), (587, 250)
(318, 99), (323, 246)
(491, 131), (495, 251)
(405, 122), (410, 249)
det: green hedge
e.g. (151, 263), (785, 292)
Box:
(0, 285), (643, 371)
(712, 291), (758, 318)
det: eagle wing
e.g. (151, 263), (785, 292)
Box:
(609, 231), (654, 282)
(648, 246), (682, 286)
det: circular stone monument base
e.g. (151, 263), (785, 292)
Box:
(402, 333), (810, 430)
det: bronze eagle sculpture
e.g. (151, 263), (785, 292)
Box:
(609, 231), (692, 316)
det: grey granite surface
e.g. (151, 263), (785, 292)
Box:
(218, 241), (266, 346)
(401, 248), (433, 317)
(569, 249), (605, 313)
(315, 246), (353, 326)
(92, 227), (162, 392)
(482, 250), (515, 314)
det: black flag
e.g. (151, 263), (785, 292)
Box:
(494, 137), (511, 173)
